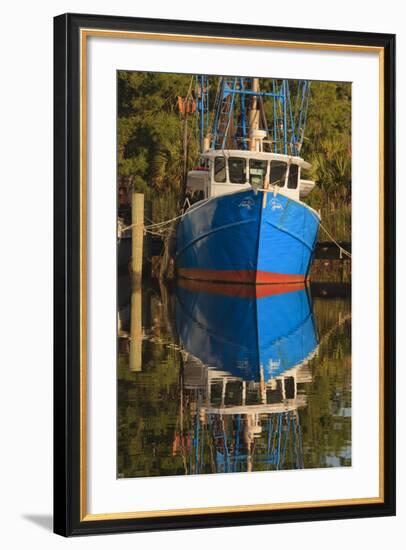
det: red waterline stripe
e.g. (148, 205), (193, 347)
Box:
(177, 268), (305, 285)
(178, 278), (305, 298)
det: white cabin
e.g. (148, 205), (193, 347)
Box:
(185, 149), (314, 205)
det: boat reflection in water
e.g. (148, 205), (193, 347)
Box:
(174, 280), (318, 474)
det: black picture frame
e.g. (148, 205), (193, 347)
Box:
(54, 12), (396, 537)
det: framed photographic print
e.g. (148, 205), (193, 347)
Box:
(53, 13), (396, 536)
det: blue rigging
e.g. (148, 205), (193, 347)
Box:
(195, 75), (311, 156)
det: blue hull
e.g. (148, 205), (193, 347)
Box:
(176, 190), (319, 283)
(176, 281), (318, 382)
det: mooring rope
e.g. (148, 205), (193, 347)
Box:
(317, 222), (352, 259)
(121, 194), (217, 234)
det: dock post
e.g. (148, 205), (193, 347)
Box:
(131, 192), (144, 283)
(130, 192), (144, 371)
(129, 285), (142, 372)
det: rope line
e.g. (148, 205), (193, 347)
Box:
(121, 194), (219, 233)
(317, 222), (352, 259)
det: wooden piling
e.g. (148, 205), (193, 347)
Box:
(129, 284), (142, 372)
(131, 192), (144, 283)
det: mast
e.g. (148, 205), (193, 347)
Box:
(248, 78), (260, 152)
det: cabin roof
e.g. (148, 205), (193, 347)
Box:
(202, 149), (311, 170)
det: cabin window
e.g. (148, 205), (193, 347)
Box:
(214, 157), (226, 182)
(284, 377), (296, 399)
(210, 382), (223, 406)
(224, 381), (243, 406)
(287, 163), (299, 189)
(270, 161), (287, 187)
(249, 159), (267, 188)
(267, 380), (284, 404)
(266, 380), (283, 405)
(228, 157), (247, 184)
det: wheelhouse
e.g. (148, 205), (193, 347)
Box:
(185, 149), (311, 204)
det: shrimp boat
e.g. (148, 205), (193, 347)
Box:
(175, 77), (320, 284)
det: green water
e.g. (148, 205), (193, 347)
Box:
(117, 279), (351, 478)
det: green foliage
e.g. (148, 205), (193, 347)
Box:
(302, 81), (352, 240)
(118, 71), (199, 223)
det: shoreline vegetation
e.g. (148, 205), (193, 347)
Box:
(117, 71), (352, 244)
